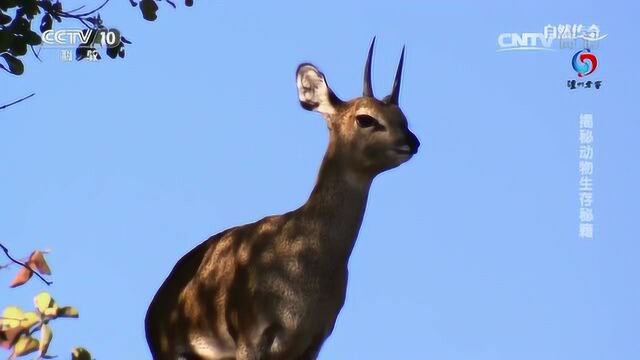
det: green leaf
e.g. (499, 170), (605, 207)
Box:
(39, 323), (53, 356)
(140, 0), (158, 21)
(19, 311), (39, 330)
(40, 14), (53, 33)
(13, 334), (39, 356)
(0, 12), (11, 25)
(0, 52), (24, 75)
(1, 306), (23, 329)
(10, 37), (28, 56)
(34, 292), (55, 313)
(57, 306), (79, 318)
(24, 30), (42, 46)
(43, 306), (59, 319)
(71, 346), (92, 360)
(0, 326), (25, 349)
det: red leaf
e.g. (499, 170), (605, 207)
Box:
(28, 251), (51, 275)
(9, 267), (33, 288)
(0, 326), (25, 349)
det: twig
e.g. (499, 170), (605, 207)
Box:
(0, 250), (49, 270)
(0, 243), (52, 286)
(28, 322), (43, 336)
(0, 93), (36, 111)
(0, 257), (27, 270)
(67, 5), (87, 13)
(0, 317), (27, 321)
(30, 45), (42, 62)
(65, 0), (110, 17)
(35, 0), (110, 30)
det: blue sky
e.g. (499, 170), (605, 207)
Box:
(1, 1), (639, 359)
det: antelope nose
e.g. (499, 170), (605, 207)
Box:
(407, 131), (420, 154)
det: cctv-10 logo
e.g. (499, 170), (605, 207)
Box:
(42, 28), (122, 48)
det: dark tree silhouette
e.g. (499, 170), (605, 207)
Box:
(0, 0), (194, 108)
(0, 0), (194, 75)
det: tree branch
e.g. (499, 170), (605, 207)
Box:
(0, 93), (35, 111)
(0, 243), (52, 286)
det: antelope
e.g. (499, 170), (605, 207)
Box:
(145, 38), (420, 360)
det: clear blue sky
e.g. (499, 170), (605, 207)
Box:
(1, 1), (638, 359)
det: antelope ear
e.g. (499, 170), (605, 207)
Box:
(296, 64), (341, 115)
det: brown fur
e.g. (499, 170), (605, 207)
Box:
(145, 49), (419, 360)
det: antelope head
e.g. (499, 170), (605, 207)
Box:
(296, 38), (420, 177)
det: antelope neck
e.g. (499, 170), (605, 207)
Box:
(297, 146), (373, 260)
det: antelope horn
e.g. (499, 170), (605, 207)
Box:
(387, 46), (405, 105)
(363, 37), (376, 97)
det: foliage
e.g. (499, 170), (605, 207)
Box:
(3, 250), (51, 288)
(1, 292), (87, 359)
(0, 246), (92, 359)
(0, 0), (194, 76)
(1, 1), (198, 356)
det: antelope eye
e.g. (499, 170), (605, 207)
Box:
(356, 115), (381, 129)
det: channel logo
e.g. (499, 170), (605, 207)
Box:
(572, 49), (598, 77)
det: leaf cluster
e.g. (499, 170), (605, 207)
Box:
(0, 292), (89, 359)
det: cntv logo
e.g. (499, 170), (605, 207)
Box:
(497, 33), (554, 52)
(497, 24), (607, 52)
